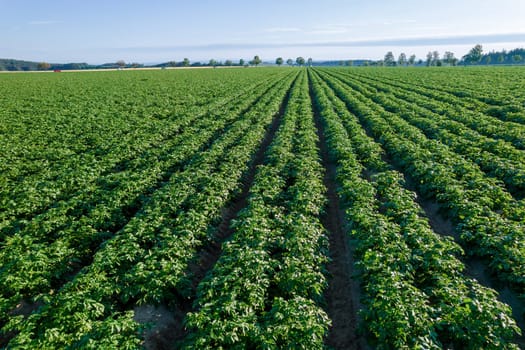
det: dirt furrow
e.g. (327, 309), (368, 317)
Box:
(308, 72), (367, 350)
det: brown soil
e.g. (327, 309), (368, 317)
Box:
(309, 74), (368, 350)
(133, 305), (184, 350)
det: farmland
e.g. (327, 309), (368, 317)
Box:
(0, 66), (524, 349)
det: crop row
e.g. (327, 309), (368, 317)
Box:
(330, 70), (525, 197)
(348, 69), (525, 149)
(0, 71), (292, 324)
(0, 69), (283, 235)
(183, 70), (331, 349)
(351, 67), (525, 124)
(316, 68), (525, 297)
(0, 70), (298, 348)
(310, 69), (520, 348)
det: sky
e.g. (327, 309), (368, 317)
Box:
(1, 0), (525, 64)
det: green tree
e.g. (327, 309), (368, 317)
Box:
(384, 51), (395, 66)
(398, 53), (407, 66)
(444, 51), (456, 66)
(426, 51), (433, 66)
(37, 62), (51, 70)
(432, 51), (440, 66)
(224, 60), (233, 66)
(296, 57), (305, 66)
(497, 54), (505, 63)
(251, 55), (262, 66)
(307, 57), (313, 66)
(513, 55), (522, 63)
(116, 60), (126, 68)
(239, 58), (245, 66)
(408, 54), (416, 65)
(182, 58), (190, 67)
(286, 58), (293, 66)
(347, 60), (353, 66)
(463, 44), (483, 64)
(275, 57), (284, 66)
(209, 59), (217, 67)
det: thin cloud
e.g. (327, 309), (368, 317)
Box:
(28, 20), (60, 25)
(264, 27), (301, 33)
(117, 32), (525, 52)
(382, 19), (417, 26)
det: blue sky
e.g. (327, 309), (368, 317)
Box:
(1, 0), (524, 63)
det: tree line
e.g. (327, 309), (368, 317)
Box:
(378, 45), (524, 67)
(2, 45), (523, 71)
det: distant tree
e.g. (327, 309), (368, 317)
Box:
(286, 58), (294, 66)
(251, 55), (262, 66)
(384, 51), (395, 66)
(398, 53), (407, 66)
(363, 61), (370, 67)
(408, 54), (416, 65)
(497, 54), (505, 63)
(417, 59), (423, 65)
(484, 56), (492, 65)
(182, 58), (190, 67)
(296, 57), (305, 66)
(463, 44), (483, 64)
(37, 62), (51, 70)
(426, 52), (433, 67)
(276, 57), (284, 66)
(339, 60), (345, 66)
(513, 55), (522, 63)
(130, 62), (142, 68)
(443, 51), (457, 66)
(224, 59), (233, 66)
(307, 57), (313, 66)
(347, 60), (353, 66)
(239, 58), (245, 66)
(209, 59), (217, 67)
(116, 60), (126, 68)
(432, 51), (440, 66)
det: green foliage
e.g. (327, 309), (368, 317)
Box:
(311, 67), (522, 348)
(1, 65), (524, 349)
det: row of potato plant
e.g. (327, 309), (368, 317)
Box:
(0, 72), (290, 327)
(316, 69), (525, 295)
(183, 70), (331, 349)
(351, 67), (525, 125)
(310, 69), (520, 349)
(347, 68), (525, 149)
(322, 69), (525, 223)
(0, 69), (283, 236)
(339, 72), (525, 197)
(348, 69), (525, 162)
(1, 71), (298, 348)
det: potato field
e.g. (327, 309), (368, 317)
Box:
(0, 66), (524, 349)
